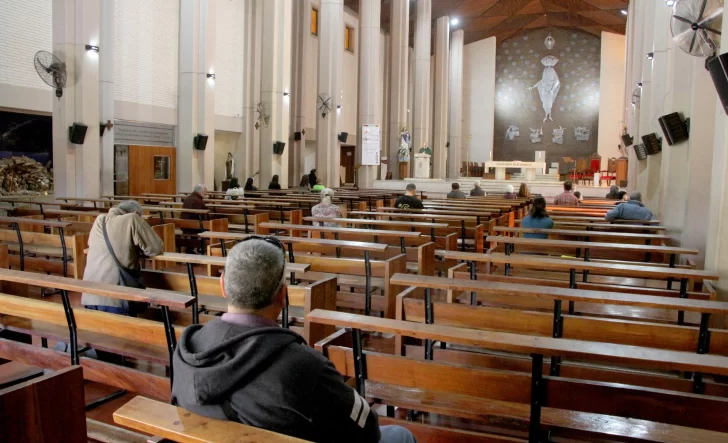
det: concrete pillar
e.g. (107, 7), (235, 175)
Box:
(289, 0), (310, 186)
(240, 0), (261, 181)
(316, 0), (343, 186)
(449, 29), (463, 179)
(100, 0), (114, 197)
(412, 0), (431, 158)
(432, 16), (449, 179)
(52, 0), (101, 199)
(178, 0), (216, 192)
(625, 0), (645, 190)
(388, 0), (409, 179)
(259, 0), (291, 188)
(635, 0), (656, 196)
(357, 0), (381, 189)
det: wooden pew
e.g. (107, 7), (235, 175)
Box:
(493, 226), (671, 244)
(309, 310), (728, 442)
(517, 219), (668, 232)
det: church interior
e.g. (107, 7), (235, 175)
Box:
(4, 0), (728, 442)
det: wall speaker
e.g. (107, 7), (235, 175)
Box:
(633, 144), (647, 161)
(294, 132), (302, 141)
(642, 133), (662, 155)
(708, 53), (728, 116)
(446, 142), (450, 148)
(621, 133), (634, 147)
(68, 123), (88, 145)
(273, 141), (286, 155)
(194, 134), (208, 150)
(658, 112), (689, 146)
(338, 132), (348, 143)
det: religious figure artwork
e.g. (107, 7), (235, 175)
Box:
(544, 33), (556, 51)
(529, 127), (543, 143)
(225, 152), (235, 180)
(573, 126), (591, 141)
(528, 55), (560, 122)
(505, 125), (520, 141)
(552, 126), (565, 144)
(397, 129), (411, 162)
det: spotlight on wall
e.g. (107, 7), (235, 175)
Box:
(85, 45), (99, 52)
(638, 82), (643, 88)
(206, 73), (216, 80)
(337, 105), (342, 109)
(665, 0), (675, 6)
(283, 92), (290, 97)
(620, 9), (628, 15)
(647, 52), (654, 60)
(450, 18), (459, 26)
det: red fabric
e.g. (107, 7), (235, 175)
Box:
(589, 158), (601, 173)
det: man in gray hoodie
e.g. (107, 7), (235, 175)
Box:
(605, 192), (654, 221)
(172, 237), (416, 443)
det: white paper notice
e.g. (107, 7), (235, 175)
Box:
(361, 124), (381, 165)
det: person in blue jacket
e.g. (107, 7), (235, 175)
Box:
(521, 196), (554, 239)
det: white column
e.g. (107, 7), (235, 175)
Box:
(52, 0), (101, 199)
(240, 0), (261, 181)
(178, 0), (216, 192)
(449, 29), (463, 179)
(316, 0), (343, 186)
(388, 0), (409, 179)
(357, 0), (381, 189)
(100, 0), (114, 197)
(625, 0), (645, 190)
(432, 16), (449, 179)
(259, 0), (291, 188)
(412, 0), (431, 158)
(635, 0), (656, 196)
(289, 0), (310, 186)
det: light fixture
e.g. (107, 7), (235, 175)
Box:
(283, 92), (290, 97)
(206, 73), (215, 80)
(646, 52), (654, 60)
(450, 18), (459, 26)
(85, 45), (99, 52)
(337, 105), (342, 109)
(638, 82), (643, 88)
(665, 0), (675, 6)
(620, 9), (628, 15)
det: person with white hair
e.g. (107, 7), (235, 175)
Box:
(172, 238), (416, 443)
(310, 188), (341, 226)
(504, 184), (517, 199)
(470, 180), (486, 197)
(82, 200), (163, 315)
(182, 183), (208, 219)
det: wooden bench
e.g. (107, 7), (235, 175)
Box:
(493, 226), (671, 243)
(518, 219), (668, 232)
(309, 310), (728, 442)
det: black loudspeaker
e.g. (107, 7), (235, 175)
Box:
(194, 134), (208, 150)
(708, 53), (728, 116)
(273, 141), (286, 155)
(633, 144), (647, 160)
(446, 142), (450, 148)
(294, 132), (302, 141)
(338, 132), (348, 143)
(68, 123), (88, 145)
(642, 133), (662, 155)
(621, 133), (634, 147)
(658, 112), (689, 146)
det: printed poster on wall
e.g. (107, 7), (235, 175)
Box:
(361, 124), (380, 165)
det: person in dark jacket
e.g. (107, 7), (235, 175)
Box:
(446, 183), (466, 199)
(606, 185), (620, 199)
(172, 238), (416, 443)
(606, 192), (654, 221)
(268, 175), (282, 190)
(181, 184), (207, 220)
(394, 183), (423, 209)
(470, 180), (486, 197)
(244, 177), (257, 191)
(308, 169), (318, 190)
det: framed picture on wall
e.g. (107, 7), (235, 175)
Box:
(154, 155), (171, 180)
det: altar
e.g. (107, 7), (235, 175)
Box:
(483, 161), (546, 181)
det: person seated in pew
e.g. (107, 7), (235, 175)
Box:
(470, 180), (486, 196)
(244, 177), (258, 192)
(503, 184), (517, 199)
(446, 182), (466, 199)
(522, 196), (553, 239)
(83, 200), (163, 315)
(308, 168), (318, 189)
(311, 188), (342, 226)
(182, 184), (208, 219)
(172, 238), (416, 443)
(268, 175), (282, 190)
(312, 178), (326, 192)
(552, 180), (579, 206)
(394, 183), (424, 210)
(605, 191), (654, 222)
(573, 191), (583, 203)
(606, 184), (620, 199)
(616, 190), (629, 203)
(518, 182), (531, 199)
(298, 174), (311, 192)
(225, 177), (245, 200)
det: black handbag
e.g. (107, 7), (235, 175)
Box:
(101, 218), (148, 316)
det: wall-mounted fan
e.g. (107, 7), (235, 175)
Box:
(255, 102), (269, 128)
(34, 50), (67, 99)
(317, 93), (332, 118)
(670, 0), (723, 57)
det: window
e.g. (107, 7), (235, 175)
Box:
(345, 26), (354, 52)
(311, 8), (318, 36)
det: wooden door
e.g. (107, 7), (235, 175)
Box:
(128, 145), (176, 195)
(340, 145), (355, 184)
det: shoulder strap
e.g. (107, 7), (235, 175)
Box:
(101, 218), (124, 269)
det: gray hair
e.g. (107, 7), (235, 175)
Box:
(117, 200), (143, 215)
(194, 184), (207, 194)
(224, 240), (285, 310)
(474, 180), (481, 188)
(630, 191), (642, 202)
(506, 184), (514, 193)
(320, 187), (335, 205)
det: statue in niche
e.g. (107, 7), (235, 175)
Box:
(225, 152), (235, 180)
(573, 126), (592, 141)
(529, 127), (543, 143)
(528, 55), (560, 122)
(505, 125), (520, 141)
(397, 128), (411, 162)
(552, 126), (565, 144)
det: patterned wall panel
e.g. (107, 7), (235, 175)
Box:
(0, 0), (52, 90)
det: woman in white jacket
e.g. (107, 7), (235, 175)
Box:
(225, 177), (244, 200)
